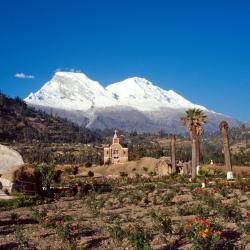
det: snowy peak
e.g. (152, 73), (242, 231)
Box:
(25, 71), (207, 112)
(25, 71), (116, 110)
(106, 77), (206, 111)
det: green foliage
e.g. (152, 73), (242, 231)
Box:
(32, 207), (73, 228)
(0, 194), (40, 208)
(119, 171), (128, 177)
(218, 202), (243, 223)
(85, 191), (105, 217)
(150, 210), (172, 235)
(148, 171), (157, 177)
(56, 222), (79, 249)
(177, 203), (209, 217)
(125, 224), (152, 250)
(36, 162), (56, 190)
(14, 225), (31, 250)
(107, 219), (125, 244)
(184, 217), (223, 250)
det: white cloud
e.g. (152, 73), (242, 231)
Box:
(14, 73), (35, 79)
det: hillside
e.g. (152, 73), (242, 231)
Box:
(0, 92), (100, 143)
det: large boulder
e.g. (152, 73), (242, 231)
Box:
(155, 157), (172, 176)
(0, 144), (24, 175)
(0, 144), (24, 194)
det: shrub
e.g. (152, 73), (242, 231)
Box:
(85, 191), (105, 217)
(163, 192), (175, 206)
(87, 171), (94, 177)
(36, 162), (56, 191)
(85, 162), (92, 168)
(107, 219), (125, 244)
(125, 224), (152, 250)
(15, 225), (30, 250)
(243, 212), (250, 239)
(119, 171), (128, 177)
(56, 222), (79, 249)
(218, 202), (243, 223)
(184, 217), (223, 249)
(177, 203), (209, 217)
(148, 171), (156, 177)
(31, 207), (73, 228)
(150, 210), (172, 235)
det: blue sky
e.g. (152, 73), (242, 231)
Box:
(0, 0), (250, 121)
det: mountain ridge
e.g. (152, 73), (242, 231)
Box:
(25, 71), (207, 112)
(24, 71), (241, 133)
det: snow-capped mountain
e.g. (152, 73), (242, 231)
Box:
(25, 71), (241, 133)
(25, 72), (117, 111)
(106, 77), (206, 111)
(26, 72), (206, 112)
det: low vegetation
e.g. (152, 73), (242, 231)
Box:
(1, 172), (250, 249)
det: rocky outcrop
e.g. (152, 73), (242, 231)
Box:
(0, 144), (24, 193)
(0, 144), (24, 175)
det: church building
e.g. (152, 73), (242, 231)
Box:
(103, 130), (128, 164)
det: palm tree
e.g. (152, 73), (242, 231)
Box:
(171, 135), (176, 173)
(219, 121), (233, 176)
(196, 126), (204, 167)
(181, 108), (208, 180)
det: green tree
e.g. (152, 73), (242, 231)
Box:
(36, 162), (56, 192)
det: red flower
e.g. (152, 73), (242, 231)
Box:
(194, 217), (199, 223)
(201, 218), (210, 227)
(246, 212), (250, 219)
(215, 230), (222, 236)
(56, 220), (63, 226)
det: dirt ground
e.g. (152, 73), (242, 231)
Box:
(1, 174), (250, 249)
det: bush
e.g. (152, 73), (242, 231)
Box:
(119, 171), (128, 177)
(88, 171), (94, 177)
(177, 203), (209, 217)
(150, 210), (172, 235)
(85, 162), (92, 168)
(184, 217), (223, 249)
(218, 202), (243, 223)
(85, 191), (105, 217)
(125, 224), (152, 250)
(36, 162), (56, 191)
(107, 219), (125, 244)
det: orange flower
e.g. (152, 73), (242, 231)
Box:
(202, 233), (208, 238)
(199, 230), (208, 239)
(44, 217), (49, 224)
(184, 221), (191, 231)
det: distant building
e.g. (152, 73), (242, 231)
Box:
(104, 130), (128, 164)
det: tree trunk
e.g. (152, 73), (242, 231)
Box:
(191, 126), (197, 180)
(171, 135), (176, 173)
(220, 121), (232, 172)
(196, 137), (200, 167)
